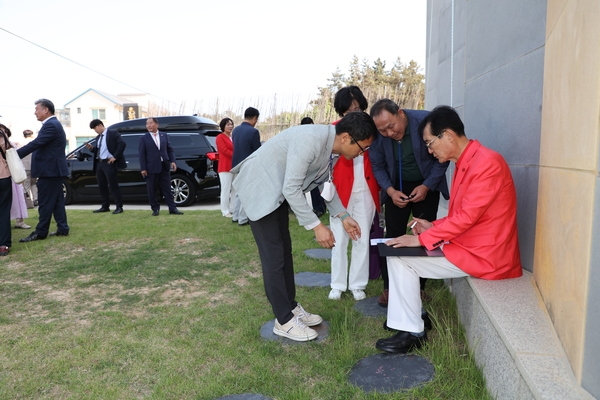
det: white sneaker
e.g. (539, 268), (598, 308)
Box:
(351, 289), (366, 301)
(292, 303), (323, 326)
(328, 289), (342, 300)
(273, 315), (318, 341)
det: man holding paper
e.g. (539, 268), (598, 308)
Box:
(376, 105), (522, 354)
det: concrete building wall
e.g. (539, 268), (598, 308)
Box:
(426, 0), (600, 397)
(426, 0), (546, 272)
(536, 0), (600, 393)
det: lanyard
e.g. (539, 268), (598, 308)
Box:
(397, 141), (403, 192)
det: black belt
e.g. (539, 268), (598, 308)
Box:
(98, 158), (110, 162)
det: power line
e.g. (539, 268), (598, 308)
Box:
(0, 26), (184, 111)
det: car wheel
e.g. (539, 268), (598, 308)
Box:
(171, 174), (196, 207)
(62, 180), (73, 205)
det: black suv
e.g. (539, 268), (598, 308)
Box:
(64, 115), (221, 207)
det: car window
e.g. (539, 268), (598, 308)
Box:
(169, 134), (195, 148)
(168, 133), (211, 155)
(122, 135), (141, 157)
(203, 130), (221, 151)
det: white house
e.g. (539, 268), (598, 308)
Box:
(59, 89), (148, 152)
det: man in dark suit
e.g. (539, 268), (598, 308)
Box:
(18, 99), (70, 242)
(138, 117), (183, 216)
(368, 99), (451, 306)
(86, 119), (126, 214)
(231, 107), (261, 225)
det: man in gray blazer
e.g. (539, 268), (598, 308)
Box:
(231, 112), (378, 341)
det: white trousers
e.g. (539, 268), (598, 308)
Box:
(218, 172), (234, 216)
(329, 189), (376, 291)
(231, 175), (247, 224)
(387, 255), (469, 332)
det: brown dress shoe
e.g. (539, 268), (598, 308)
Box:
(377, 289), (389, 307)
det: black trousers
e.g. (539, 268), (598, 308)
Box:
(0, 177), (12, 247)
(381, 180), (440, 290)
(36, 177), (69, 237)
(145, 164), (176, 211)
(310, 187), (326, 215)
(96, 161), (122, 209)
(249, 202), (297, 325)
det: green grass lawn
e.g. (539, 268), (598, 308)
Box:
(0, 209), (491, 399)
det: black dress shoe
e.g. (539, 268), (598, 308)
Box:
(375, 331), (427, 354)
(383, 313), (432, 332)
(93, 208), (110, 213)
(112, 208), (124, 214)
(19, 232), (47, 242)
(169, 209), (184, 215)
(49, 231), (69, 237)
(152, 210), (160, 216)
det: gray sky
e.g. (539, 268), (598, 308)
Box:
(0, 0), (426, 133)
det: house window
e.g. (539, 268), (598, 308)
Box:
(91, 109), (106, 120)
(77, 108), (81, 114)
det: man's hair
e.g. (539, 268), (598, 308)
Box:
(219, 117), (233, 131)
(89, 119), (104, 129)
(369, 98), (399, 118)
(335, 111), (378, 142)
(334, 86), (368, 117)
(244, 107), (260, 119)
(0, 123), (12, 138)
(23, 129), (33, 137)
(300, 117), (314, 125)
(35, 98), (55, 114)
(148, 117), (159, 124)
(418, 105), (465, 138)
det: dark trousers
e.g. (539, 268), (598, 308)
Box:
(249, 202), (297, 325)
(145, 164), (176, 211)
(381, 180), (440, 290)
(36, 177), (69, 237)
(0, 177), (12, 247)
(310, 187), (326, 216)
(96, 161), (122, 209)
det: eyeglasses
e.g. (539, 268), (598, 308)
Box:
(425, 130), (446, 149)
(349, 133), (370, 154)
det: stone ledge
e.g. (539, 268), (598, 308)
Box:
(450, 271), (594, 399)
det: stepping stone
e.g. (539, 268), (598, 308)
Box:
(260, 319), (330, 344)
(295, 272), (330, 287)
(348, 353), (435, 393)
(354, 296), (387, 317)
(214, 395), (273, 400)
(303, 248), (332, 260)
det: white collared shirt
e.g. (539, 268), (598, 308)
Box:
(150, 132), (160, 150)
(97, 128), (114, 160)
(41, 115), (56, 124)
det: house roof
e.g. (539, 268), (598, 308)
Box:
(64, 88), (141, 107)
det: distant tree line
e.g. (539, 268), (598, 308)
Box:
(195, 56), (425, 140)
(305, 55), (425, 124)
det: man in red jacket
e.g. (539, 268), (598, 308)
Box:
(376, 105), (522, 354)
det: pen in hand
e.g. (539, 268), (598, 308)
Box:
(408, 213), (424, 234)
